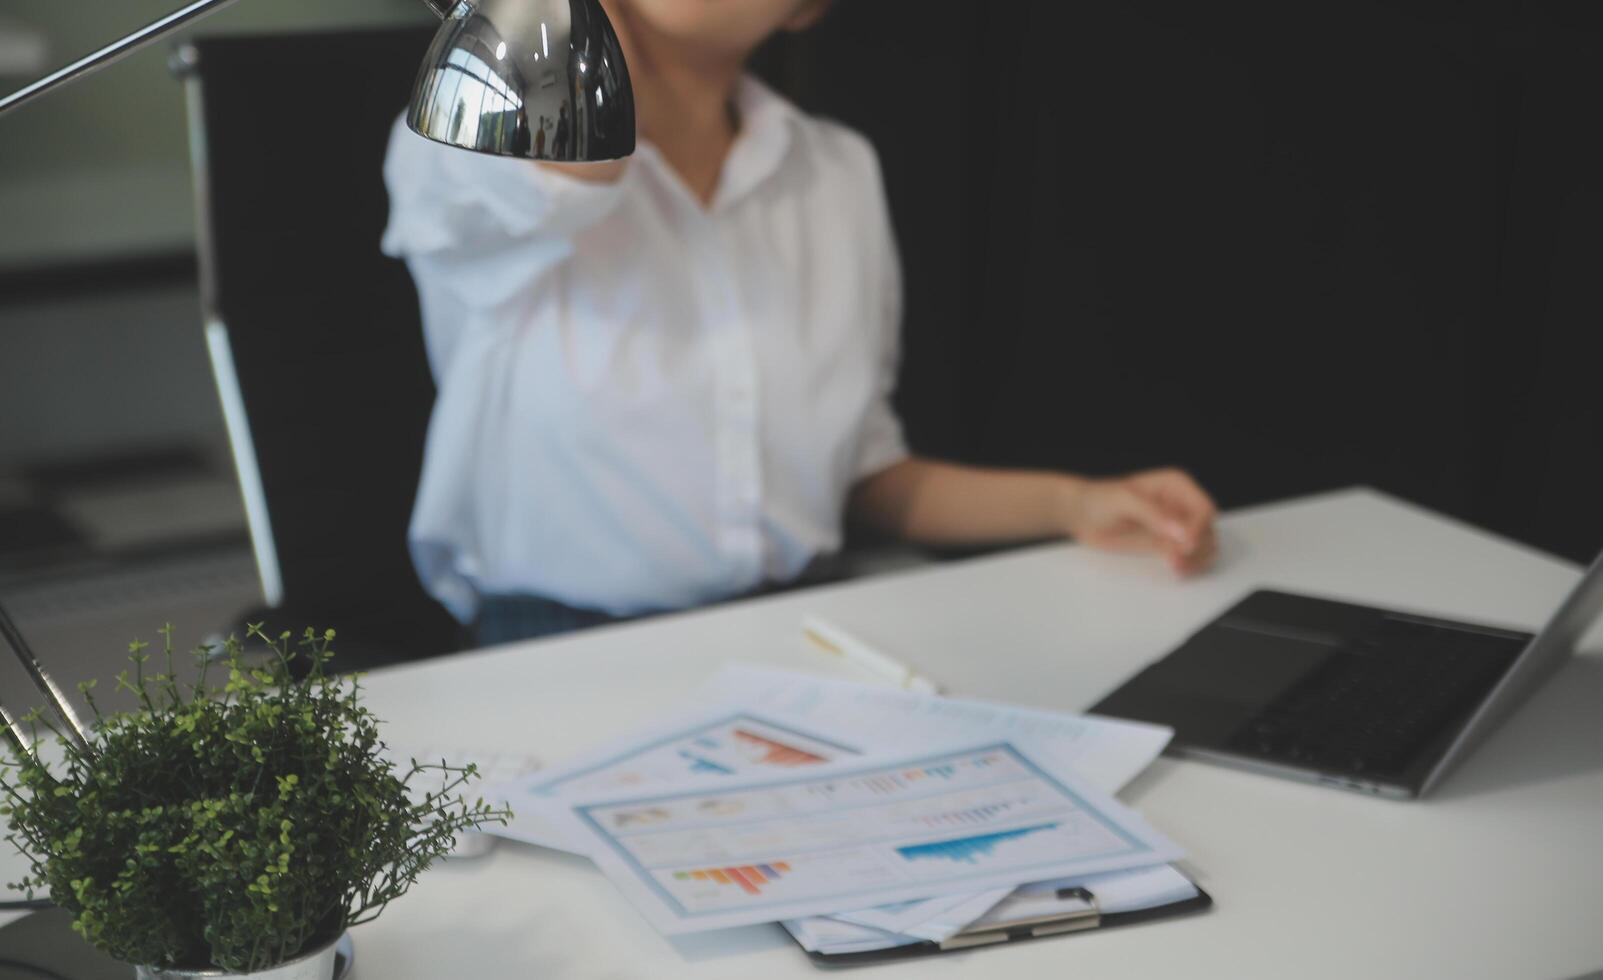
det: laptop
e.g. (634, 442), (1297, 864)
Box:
(1090, 549), (1603, 799)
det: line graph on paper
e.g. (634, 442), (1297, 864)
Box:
(896, 823), (1060, 865)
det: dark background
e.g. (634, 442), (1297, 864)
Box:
(2, 3), (1597, 670)
(764, 0), (1603, 563)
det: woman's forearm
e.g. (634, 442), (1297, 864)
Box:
(848, 457), (1078, 547)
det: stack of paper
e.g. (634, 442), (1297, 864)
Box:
(488, 664), (1195, 953)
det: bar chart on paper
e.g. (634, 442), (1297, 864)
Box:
(675, 862), (793, 896)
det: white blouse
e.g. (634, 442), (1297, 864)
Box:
(382, 76), (908, 621)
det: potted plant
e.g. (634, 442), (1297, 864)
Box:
(0, 625), (508, 979)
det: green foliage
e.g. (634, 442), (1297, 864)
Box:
(0, 625), (509, 972)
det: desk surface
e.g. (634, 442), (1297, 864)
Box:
(104, 489), (1603, 978)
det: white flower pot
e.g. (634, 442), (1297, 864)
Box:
(134, 931), (351, 980)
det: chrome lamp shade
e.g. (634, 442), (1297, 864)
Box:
(409, 0), (635, 161)
(0, 0), (635, 166)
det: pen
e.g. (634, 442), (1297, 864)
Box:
(800, 616), (942, 694)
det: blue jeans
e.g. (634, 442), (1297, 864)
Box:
(473, 594), (631, 646)
(472, 559), (847, 647)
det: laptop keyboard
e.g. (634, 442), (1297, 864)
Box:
(1227, 617), (1521, 779)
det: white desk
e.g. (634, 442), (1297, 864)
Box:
(348, 489), (1603, 978)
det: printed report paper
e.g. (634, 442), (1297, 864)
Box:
(703, 664), (1177, 937)
(547, 739), (1184, 935)
(488, 709), (861, 850)
(699, 664), (1173, 793)
(489, 664), (1172, 854)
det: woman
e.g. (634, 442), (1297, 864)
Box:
(382, 0), (1218, 645)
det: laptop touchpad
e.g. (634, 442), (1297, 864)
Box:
(1094, 624), (1335, 748)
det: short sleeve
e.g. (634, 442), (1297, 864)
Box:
(381, 114), (632, 373)
(381, 114), (627, 261)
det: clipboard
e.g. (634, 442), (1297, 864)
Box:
(794, 877), (1213, 967)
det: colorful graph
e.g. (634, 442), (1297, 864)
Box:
(673, 724), (836, 776)
(673, 861), (792, 896)
(896, 823), (1058, 864)
(732, 729), (829, 766)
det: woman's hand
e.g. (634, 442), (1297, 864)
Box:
(1054, 468), (1218, 574)
(850, 459), (1218, 575)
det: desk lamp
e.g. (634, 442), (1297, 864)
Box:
(0, 0), (630, 948)
(0, 3), (633, 964)
(0, 0), (636, 160)
(0, 599), (91, 756)
(0, 0), (632, 744)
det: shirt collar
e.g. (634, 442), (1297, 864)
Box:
(636, 74), (798, 214)
(715, 75), (799, 211)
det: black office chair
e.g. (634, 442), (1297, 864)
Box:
(178, 27), (941, 667)
(180, 26), (460, 671)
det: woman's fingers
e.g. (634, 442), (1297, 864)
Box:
(1080, 488), (1192, 555)
(1167, 525), (1218, 575)
(1072, 470), (1219, 574)
(1134, 468), (1217, 536)
(1116, 476), (1219, 571)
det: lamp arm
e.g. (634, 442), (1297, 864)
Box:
(0, 599), (90, 752)
(0, 702), (33, 764)
(0, 0), (243, 117)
